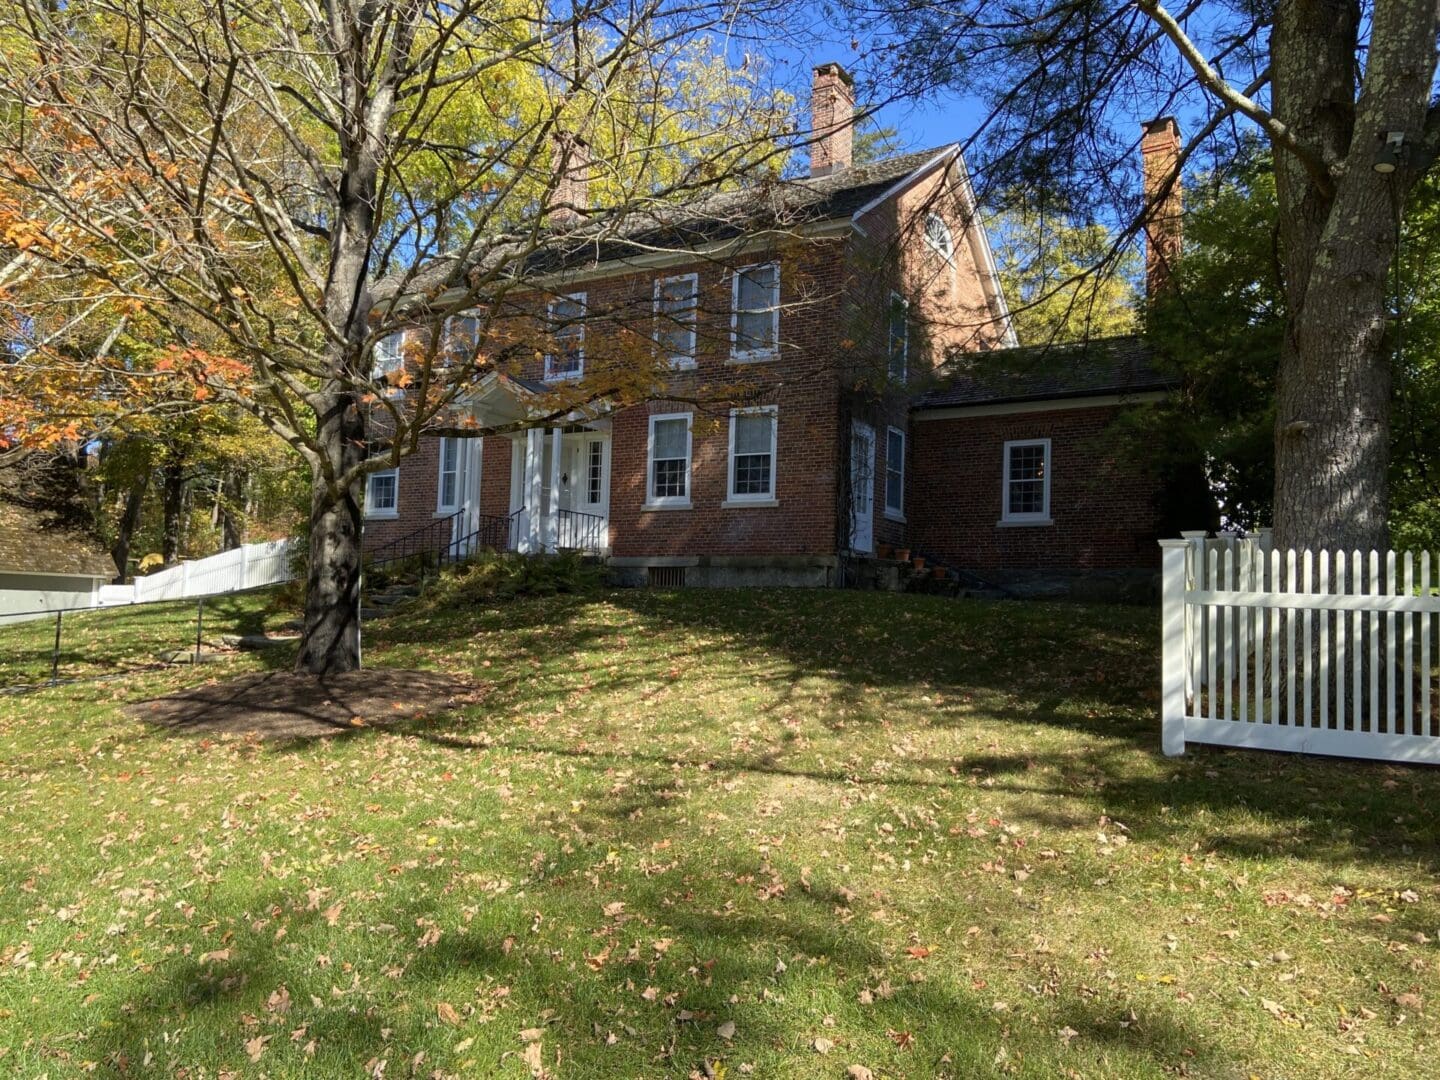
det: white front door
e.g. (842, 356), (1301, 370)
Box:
(850, 420), (875, 554)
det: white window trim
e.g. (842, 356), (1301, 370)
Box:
(729, 262), (780, 363)
(373, 331), (407, 397)
(645, 412), (692, 509)
(725, 405), (779, 506)
(1000, 438), (1052, 525)
(884, 426), (906, 521)
(654, 273), (699, 370)
(366, 467), (399, 520)
(436, 437), (460, 515)
(889, 292), (909, 384)
(544, 292), (586, 381)
(923, 213), (955, 263)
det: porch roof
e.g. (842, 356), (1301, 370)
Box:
(457, 372), (611, 431)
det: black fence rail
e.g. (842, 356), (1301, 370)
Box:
(557, 508), (607, 553)
(366, 508), (527, 576)
(366, 510), (465, 573)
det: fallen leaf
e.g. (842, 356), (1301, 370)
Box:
(437, 1002), (460, 1026)
(813, 1037), (834, 1054)
(717, 1020), (736, 1040)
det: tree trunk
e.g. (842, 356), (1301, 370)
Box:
(293, 8), (416, 675)
(1272, 275), (1393, 553)
(1267, 0), (1435, 554)
(219, 468), (246, 549)
(160, 459), (186, 564)
(110, 470), (147, 583)
(296, 411), (365, 675)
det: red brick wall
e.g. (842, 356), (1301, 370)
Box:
(361, 438), (441, 552)
(478, 436), (512, 518)
(909, 404), (1163, 571)
(361, 239), (852, 558)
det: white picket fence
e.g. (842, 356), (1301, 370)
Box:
(1160, 534), (1440, 764)
(99, 539), (294, 607)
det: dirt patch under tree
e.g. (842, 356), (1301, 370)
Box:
(127, 669), (473, 740)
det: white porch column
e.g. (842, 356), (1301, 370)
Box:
(547, 427), (563, 553)
(525, 428), (544, 554)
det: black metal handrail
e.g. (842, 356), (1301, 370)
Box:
(556, 507), (607, 553)
(444, 508), (525, 563)
(366, 509), (465, 572)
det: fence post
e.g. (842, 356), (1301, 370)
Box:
(238, 542), (250, 590)
(50, 610), (63, 684)
(195, 598), (204, 663)
(1159, 539), (1190, 757)
(1181, 531), (1207, 698)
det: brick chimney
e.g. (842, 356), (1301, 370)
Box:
(549, 132), (591, 223)
(1141, 117), (1182, 295)
(809, 63), (855, 178)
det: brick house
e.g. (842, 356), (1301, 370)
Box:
(362, 66), (1182, 593)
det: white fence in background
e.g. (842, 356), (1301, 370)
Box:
(99, 539), (294, 607)
(1160, 534), (1440, 764)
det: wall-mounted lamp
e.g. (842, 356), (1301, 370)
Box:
(1375, 130), (1407, 175)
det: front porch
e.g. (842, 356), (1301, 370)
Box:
(367, 374), (611, 573)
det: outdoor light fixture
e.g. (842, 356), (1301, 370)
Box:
(1374, 131), (1407, 174)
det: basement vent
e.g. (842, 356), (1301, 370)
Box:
(648, 566), (686, 589)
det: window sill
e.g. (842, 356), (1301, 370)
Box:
(434, 509), (459, 519)
(727, 350), (777, 364)
(997, 517), (1053, 528)
(722, 498), (779, 509)
(544, 371), (583, 382)
(668, 358), (697, 371)
(365, 510), (399, 521)
(641, 501), (692, 512)
(884, 510), (907, 524)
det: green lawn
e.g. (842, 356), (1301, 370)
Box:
(0, 585), (1437, 1078)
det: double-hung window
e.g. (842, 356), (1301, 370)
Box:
(727, 406), (778, 504)
(646, 413), (691, 508)
(545, 293), (585, 380)
(1002, 439), (1051, 524)
(885, 427), (905, 519)
(373, 332), (406, 388)
(654, 273), (698, 368)
(731, 262), (779, 360)
(366, 468), (399, 519)
(888, 294), (909, 383)
(436, 437), (460, 513)
(443, 315), (480, 371)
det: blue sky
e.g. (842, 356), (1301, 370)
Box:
(745, 9), (991, 155)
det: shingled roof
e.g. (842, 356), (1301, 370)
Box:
(913, 334), (1176, 410)
(375, 145), (959, 304)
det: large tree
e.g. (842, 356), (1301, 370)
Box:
(847, 0), (1440, 551)
(0, 0), (793, 673)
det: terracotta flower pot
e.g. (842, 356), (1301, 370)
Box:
(911, 556), (926, 571)
(876, 543), (894, 559)
(931, 566), (947, 580)
(894, 548), (911, 563)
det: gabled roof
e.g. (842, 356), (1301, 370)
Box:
(375, 145), (961, 302)
(913, 335), (1175, 410)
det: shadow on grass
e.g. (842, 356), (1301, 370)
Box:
(79, 851), (1224, 1079)
(362, 587), (1440, 872)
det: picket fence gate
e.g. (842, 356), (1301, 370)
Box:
(1160, 534), (1440, 764)
(98, 539), (294, 607)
